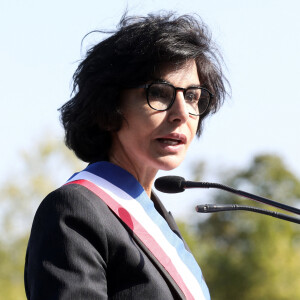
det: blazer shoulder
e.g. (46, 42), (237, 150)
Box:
(25, 183), (111, 299)
(40, 183), (108, 210)
(33, 183), (112, 227)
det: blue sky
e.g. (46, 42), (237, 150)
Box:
(1, 0), (300, 219)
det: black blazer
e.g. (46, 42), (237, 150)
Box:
(24, 183), (190, 299)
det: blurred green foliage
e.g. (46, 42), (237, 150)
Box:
(0, 137), (85, 300)
(1, 138), (299, 300)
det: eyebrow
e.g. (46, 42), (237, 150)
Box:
(152, 78), (202, 89)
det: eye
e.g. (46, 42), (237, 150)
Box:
(185, 89), (200, 102)
(149, 86), (164, 98)
(148, 84), (173, 100)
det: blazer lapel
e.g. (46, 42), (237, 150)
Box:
(129, 229), (186, 299)
(151, 191), (191, 252)
(118, 190), (190, 299)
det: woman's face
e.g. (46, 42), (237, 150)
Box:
(110, 60), (200, 175)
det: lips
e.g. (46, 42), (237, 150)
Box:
(158, 139), (182, 145)
(156, 133), (187, 146)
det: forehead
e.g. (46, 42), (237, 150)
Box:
(154, 60), (200, 86)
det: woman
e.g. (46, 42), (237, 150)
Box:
(25, 12), (227, 300)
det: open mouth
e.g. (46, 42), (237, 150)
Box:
(157, 138), (183, 146)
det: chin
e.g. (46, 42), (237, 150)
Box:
(155, 156), (185, 171)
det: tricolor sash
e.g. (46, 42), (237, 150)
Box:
(65, 161), (210, 300)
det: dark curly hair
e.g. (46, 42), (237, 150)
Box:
(59, 12), (228, 163)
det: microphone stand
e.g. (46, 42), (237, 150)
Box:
(184, 180), (300, 215)
(196, 204), (300, 224)
(154, 176), (300, 224)
(186, 180), (300, 224)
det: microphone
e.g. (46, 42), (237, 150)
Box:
(154, 176), (186, 193)
(155, 176), (300, 215)
(154, 176), (300, 224)
(154, 176), (212, 193)
(196, 204), (300, 224)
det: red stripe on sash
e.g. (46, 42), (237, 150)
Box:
(66, 179), (194, 299)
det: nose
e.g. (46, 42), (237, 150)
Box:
(167, 90), (190, 123)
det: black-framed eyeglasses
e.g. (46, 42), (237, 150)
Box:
(135, 82), (213, 116)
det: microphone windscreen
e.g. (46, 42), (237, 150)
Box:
(154, 176), (186, 193)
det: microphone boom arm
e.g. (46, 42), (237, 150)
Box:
(196, 204), (300, 224)
(154, 176), (300, 224)
(185, 181), (300, 215)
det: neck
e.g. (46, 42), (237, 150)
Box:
(109, 151), (157, 198)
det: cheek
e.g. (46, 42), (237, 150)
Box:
(188, 118), (199, 141)
(119, 110), (154, 144)
(125, 105), (165, 133)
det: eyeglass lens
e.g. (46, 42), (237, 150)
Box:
(147, 83), (209, 115)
